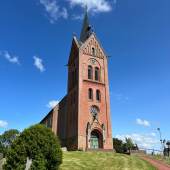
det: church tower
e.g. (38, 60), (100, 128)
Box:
(41, 10), (113, 151)
(66, 11), (113, 150)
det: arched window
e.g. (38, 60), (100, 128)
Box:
(96, 90), (101, 101)
(88, 88), (93, 100)
(92, 47), (95, 56)
(95, 67), (100, 81)
(88, 65), (93, 80)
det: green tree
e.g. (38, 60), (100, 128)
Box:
(3, 124), (62, 170)
(0, 140), (4, 153)
(125, 138), (134, 154)
(0, 129), (19, 146)
(132, 144), (139, 150)
(113, 138), (124, 153)
(30, 153), (46, 170)
(0, 129), (19, 156)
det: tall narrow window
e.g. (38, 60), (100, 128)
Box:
(47, 115), (52, 128)
(88, 65), (93, 80)
(96, 90), (101, 101)
(92, 47), (95, 56)
(88, 88), (93, 100)
(95, 67), (100, 81)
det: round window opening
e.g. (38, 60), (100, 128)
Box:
(90, 105), (100, 120)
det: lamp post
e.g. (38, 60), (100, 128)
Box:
(157, 128), (164, 154)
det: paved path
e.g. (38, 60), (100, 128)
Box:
(141, 156), (170, 170)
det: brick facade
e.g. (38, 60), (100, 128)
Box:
(41, 12), (113, 151)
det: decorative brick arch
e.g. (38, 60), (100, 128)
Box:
(86, 58), (102, 82)
(90, 128), (103, 149)
(86, 121), (104, 149)
(87, 58), (101, 69)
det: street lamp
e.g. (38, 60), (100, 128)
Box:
(157, 128), (164, 154)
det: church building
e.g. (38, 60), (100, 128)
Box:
(41, 11), (113, 151)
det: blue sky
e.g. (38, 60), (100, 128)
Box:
(0, 0), (170, 150)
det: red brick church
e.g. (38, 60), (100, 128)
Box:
(41, 11), (113, 151)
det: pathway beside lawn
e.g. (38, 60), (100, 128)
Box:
(141, 156), (170, 170)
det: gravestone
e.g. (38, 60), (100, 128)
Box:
(25, 157), (32, 170)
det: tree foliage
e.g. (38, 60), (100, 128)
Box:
(113, 137), (137, 154)
(124, 138), (134, 154)
(0, 141), (4, 153)
(3, 124), (62, 170)
(113, 138), (124, 153)
(0, 129), (19, 156)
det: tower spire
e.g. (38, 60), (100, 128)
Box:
(80, 6), (92, 42)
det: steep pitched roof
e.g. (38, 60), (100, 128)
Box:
(68, 36), (80, 65)
(80, 9), (92, 43)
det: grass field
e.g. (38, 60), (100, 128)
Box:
(59, 151), (157, 170)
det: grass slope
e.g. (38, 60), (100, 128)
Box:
(60, 152), (157, 170)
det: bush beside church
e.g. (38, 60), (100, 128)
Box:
(3, 124), (62, 170)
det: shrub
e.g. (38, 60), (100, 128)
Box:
(3, 124), (62, 170)
(113, 138), (124, 153)
(113, 137), (137, 154)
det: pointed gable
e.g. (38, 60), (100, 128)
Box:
(80, 33), (107, 59)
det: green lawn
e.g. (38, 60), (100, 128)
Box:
(166, 157), (170, 165)
(59, 152), (157, 170)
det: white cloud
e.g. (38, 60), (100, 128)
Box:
(47, 100), (59, 109)
(136, 118), (150, 127)
(113, 93), (129, 102)
(40, 0), (68, 23)
(33, 56), (45, 72)
(151, 132), (156, 137)
(68, 0), (113, 13)
(72, 14), (84, 20)
(0, 51), (20, 65)
(0, 120), (8, 128)
(115, 133), (159, 149)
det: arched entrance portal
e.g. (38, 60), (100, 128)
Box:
(90, 129), (103, 149)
